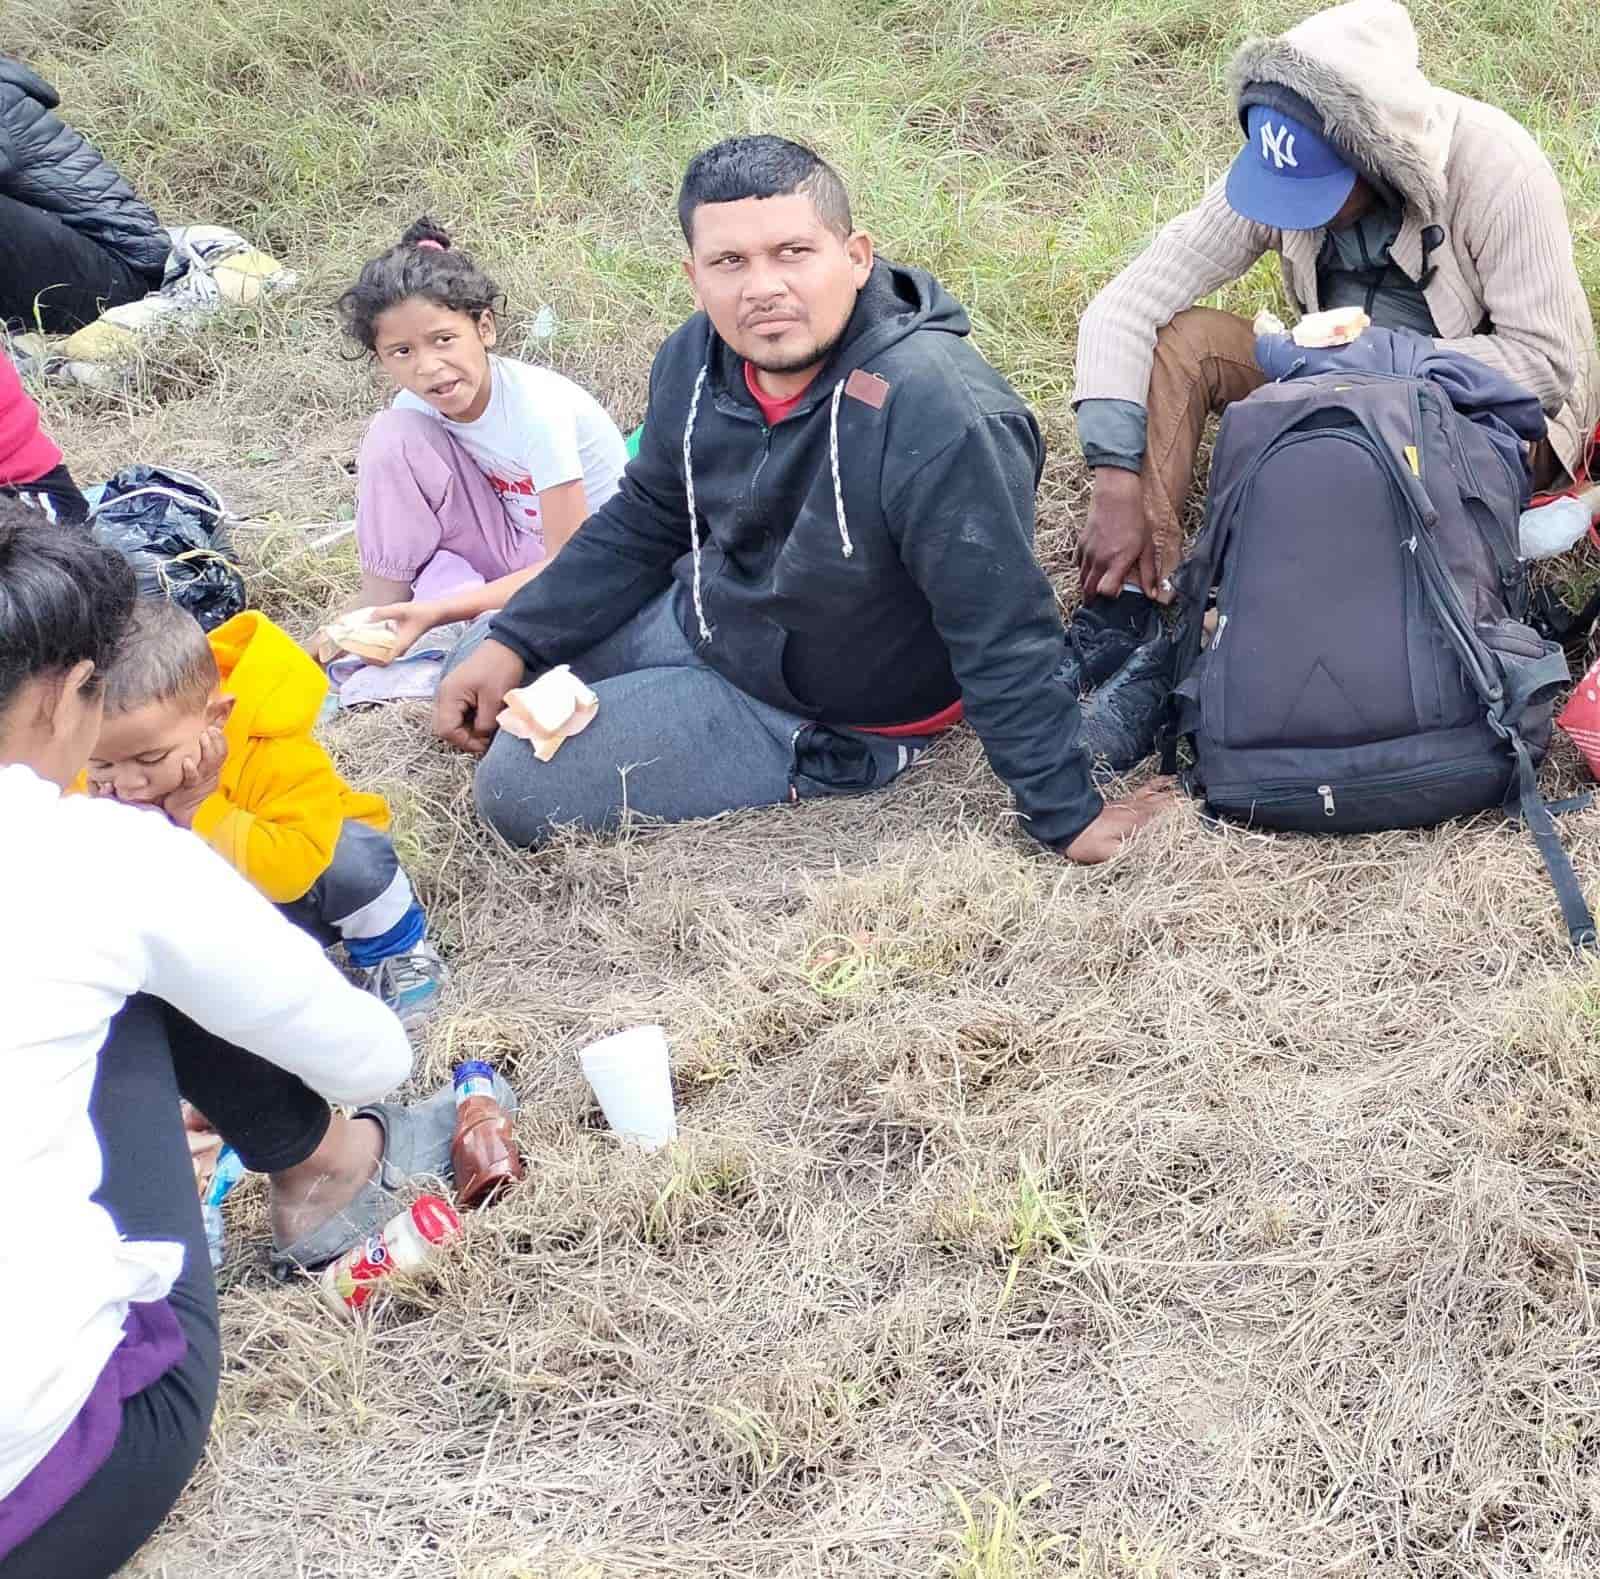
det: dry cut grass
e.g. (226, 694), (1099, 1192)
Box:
(112, 679), (1600, 1578)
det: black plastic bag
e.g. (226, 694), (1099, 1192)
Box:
(90, 466), (247, 631)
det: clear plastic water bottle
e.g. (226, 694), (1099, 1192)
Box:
(318, 1195), (463, 1317)
(202, 1146), (245, 1271)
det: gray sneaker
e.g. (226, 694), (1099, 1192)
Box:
(363, 941), (448, 1029)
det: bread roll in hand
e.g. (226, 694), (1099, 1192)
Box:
(317, 608), (402, 664)
(497, 665), (600, 761)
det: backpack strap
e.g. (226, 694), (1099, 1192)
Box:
(1547, 792), (1597, 817)
(1384, 450), (1598, 953)
(1157, 609), (1205, 777)
(1158, 479), (1237, 781)
(1505, 731), (1599, 952)
(1499, 646), (1573, 720)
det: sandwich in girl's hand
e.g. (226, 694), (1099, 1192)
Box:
(496, 665), (599, 761)
(315, 607), (402, 665)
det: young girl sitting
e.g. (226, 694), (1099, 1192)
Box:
(335, 218), (630, 662)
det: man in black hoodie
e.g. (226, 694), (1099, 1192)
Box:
(435, 137), (1171, 862)
(0, 57), (171, 334)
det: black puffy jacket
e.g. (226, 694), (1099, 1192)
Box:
(0, 58), (169, 284)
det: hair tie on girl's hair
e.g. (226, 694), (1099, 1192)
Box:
(413, 238), (447, 252)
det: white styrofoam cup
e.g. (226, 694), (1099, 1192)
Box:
(578, 1025), (677, 1149)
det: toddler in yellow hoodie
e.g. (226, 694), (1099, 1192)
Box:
(87, 599), (445, 1026)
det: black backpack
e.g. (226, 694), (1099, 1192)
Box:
(1167, 370), (1595, 950)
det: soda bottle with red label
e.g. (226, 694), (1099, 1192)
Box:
(319, 1195), (462, 1317)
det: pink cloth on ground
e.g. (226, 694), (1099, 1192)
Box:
(355, 407), (547, 595)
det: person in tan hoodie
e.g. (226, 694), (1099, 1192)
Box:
(1072, 0), (1600, 612)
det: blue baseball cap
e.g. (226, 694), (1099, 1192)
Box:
(1226, 105), (1356, 230)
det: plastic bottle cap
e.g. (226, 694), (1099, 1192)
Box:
(411, 1194), (463, 1246)
(452, 1060), (497, 1104)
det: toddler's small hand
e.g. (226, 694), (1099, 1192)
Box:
(161, 726), (228, 828)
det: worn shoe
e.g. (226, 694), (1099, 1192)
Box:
(363, 941), (448, 1029)
(1057, 589), (1162, 695)
(1079, 625), (1178, 773)
(267, 1070), (518, 1277)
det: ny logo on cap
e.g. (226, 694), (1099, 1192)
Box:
(1259, 121), (1299, 170)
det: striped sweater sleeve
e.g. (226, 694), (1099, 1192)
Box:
(1432, 162), (1587, 415)
(1071, 180), (1277, 408)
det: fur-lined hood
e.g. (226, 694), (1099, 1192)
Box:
(1229, 0), (1451, 220)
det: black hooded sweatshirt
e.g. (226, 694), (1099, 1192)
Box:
(489, 259), (1101, 847)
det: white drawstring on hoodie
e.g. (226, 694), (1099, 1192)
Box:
(683, 365), (712, 641)
(681, 362), (854, 644)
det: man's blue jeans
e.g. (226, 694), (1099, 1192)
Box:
(450, 587), (936, 847)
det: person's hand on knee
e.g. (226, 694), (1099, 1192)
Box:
(1079, 467), (1158, 601)
(433, 638), (525, 756)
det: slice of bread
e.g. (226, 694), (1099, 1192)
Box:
(319, 608), (400, 664)
(1292, 306), (1370, 348)
(497, 665), (600, 761)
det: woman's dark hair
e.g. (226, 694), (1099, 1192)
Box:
(0, 498), (137, 715)
(335, 216), (506, 353)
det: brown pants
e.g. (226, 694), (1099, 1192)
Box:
(1136, 306), (1566, 591)
(1136, 307), (1265, 591)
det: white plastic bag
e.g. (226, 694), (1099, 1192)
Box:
(1518, 495), (1592, 560)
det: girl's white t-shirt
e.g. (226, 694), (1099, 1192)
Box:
(393, 356), (629, 538)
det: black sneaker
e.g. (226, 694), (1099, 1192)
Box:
(1057, 590), (1162, 695)
(1079, 624), (1177, 772)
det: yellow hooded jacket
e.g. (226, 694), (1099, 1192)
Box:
(190, 612), (389, 904)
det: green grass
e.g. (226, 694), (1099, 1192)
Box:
(12, 0), (1594, 437)
(940, 1481), (1066, 1578)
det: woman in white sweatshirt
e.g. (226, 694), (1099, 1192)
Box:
(0, 505), (450, 1577)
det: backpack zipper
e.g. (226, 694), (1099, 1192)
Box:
(1404, 531), (1501, 704)
(1204, 757), (1515, 825)
(1355, 416), (1505, 711)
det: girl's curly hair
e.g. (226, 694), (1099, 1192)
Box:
(335, 216), (506, 352)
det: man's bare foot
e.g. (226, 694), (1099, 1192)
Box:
(267, 1113), (385, 1249)
(1062, 779), (1178, 865)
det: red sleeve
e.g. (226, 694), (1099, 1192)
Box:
(0, 349), (63, 487)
